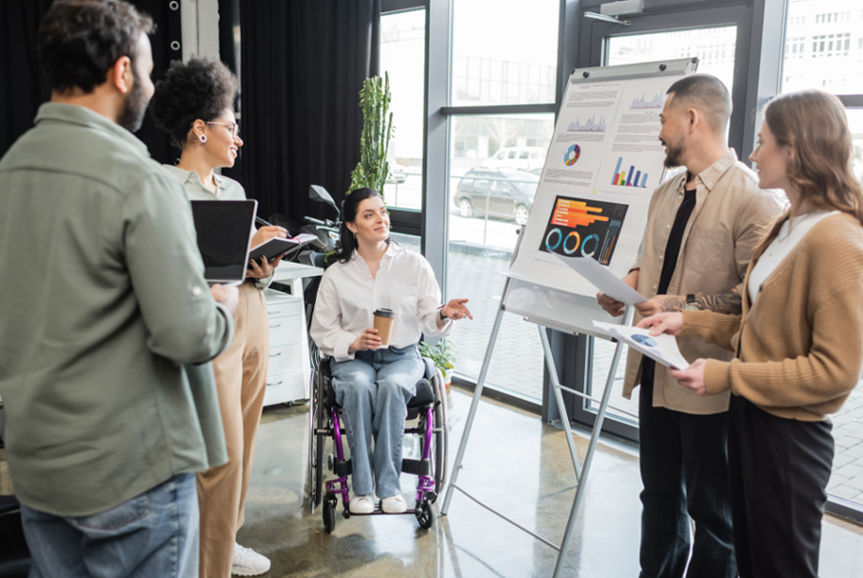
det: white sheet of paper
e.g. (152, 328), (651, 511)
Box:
(555, 255), (646, 305)
(593, 320), (691, 370)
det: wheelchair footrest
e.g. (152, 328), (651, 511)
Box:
(401, 458), (430, 476)
(333, 458), (352, 477)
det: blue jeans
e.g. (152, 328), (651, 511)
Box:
(20, 473), (199, 578)
(331, 344), (425, 499)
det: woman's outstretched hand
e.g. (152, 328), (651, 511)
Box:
(349, 328), (382, 354)
(637, 312), (684, 336)
(441, 298), (473, 321)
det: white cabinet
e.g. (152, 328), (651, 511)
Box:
(263, 288), (309, 406)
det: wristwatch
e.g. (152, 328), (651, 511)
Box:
(683, 293), (699, 311)
(438, 306), (449, 321)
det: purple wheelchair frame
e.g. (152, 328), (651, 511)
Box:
(324, 402), (437, 514)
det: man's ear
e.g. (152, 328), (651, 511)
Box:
(108, 56), (133, 94)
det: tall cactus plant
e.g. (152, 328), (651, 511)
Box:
(348, 73), (394, 197)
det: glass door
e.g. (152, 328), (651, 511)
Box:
(572, 2), (755, 436)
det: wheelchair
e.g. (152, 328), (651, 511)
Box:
(308, 343), (448, 533)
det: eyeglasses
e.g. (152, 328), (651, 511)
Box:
(205, 121), (240, 138)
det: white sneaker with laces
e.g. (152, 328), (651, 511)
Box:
(349, 494), (375, 514)
(231, 542), (271, 576)
(381, 494), (407, 514)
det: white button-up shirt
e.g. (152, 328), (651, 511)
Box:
(310, 243), (451, 362)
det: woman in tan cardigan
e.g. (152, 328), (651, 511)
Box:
(639, 90), (863, 578)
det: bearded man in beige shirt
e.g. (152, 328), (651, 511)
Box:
(597, 74), (783, 578)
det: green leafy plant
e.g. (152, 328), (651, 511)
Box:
(348, 72), (394, 197)
(419, 339), (455, 378)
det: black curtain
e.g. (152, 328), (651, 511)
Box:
(231, 0), (381, 226)
(0, 0), (53, 157)
(0, 0), (181, 162)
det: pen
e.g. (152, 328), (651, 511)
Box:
(255, 216), (273, 227)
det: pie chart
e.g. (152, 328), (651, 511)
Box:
(564, 144), (581, 166)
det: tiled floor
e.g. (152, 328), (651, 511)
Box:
(235, 388), (863, 577)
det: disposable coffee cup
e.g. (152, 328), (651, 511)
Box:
(373, 308), (395, 346)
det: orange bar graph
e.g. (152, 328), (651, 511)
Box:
(550, 198), (609, 229)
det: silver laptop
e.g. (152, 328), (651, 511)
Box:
(190, 199), (257, 285)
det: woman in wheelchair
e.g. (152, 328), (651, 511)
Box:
(310, 188), (472, 515)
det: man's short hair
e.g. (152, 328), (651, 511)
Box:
(38, 0), (154, 94)
(665, 74), (732, 134)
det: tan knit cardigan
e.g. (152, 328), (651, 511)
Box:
(680, 212), (863, 421)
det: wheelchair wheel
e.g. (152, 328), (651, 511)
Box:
(416, 496), (435, 529)
(432, 373), (448, 492)
(309, 354), (327, 507)
(323, 493), (337, 534)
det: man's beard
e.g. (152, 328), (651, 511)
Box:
(117, 65), (149, 132)
(663, 138), (685, 169)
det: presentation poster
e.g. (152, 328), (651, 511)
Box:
(507, 58), (696, 301)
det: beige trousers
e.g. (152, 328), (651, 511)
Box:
(198, 283), (269, 578)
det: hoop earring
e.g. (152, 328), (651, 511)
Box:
(199, 134), (207, 143)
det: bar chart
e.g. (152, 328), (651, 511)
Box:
(610, 156), (649, 188)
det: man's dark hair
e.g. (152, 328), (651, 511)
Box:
(149, 57), (239, 149)
(665, 74), (732, 134)
(37, 0), (154, 94)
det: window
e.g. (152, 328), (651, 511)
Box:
(450, 0), (558, 106)
(782, 0), (863, 94)
(443, 0), (558, 401)
(606, 26), (738, 96)
(380, 9), (426, 210)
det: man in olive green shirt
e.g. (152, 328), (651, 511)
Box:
(0, 2), (236, 576)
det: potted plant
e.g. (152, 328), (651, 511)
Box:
(419, 339), (455, 391)
(348, 72), (394, 197)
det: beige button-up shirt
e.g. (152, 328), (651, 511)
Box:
(623, 149), (785, 414)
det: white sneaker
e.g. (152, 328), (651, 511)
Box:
(231, 542), (271, 576)
(349, 494), (375, 514)
(381, 494), (407, 514)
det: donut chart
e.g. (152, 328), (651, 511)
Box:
(564, 144), (581, 166)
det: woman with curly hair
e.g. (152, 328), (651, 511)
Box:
(150, 57), (278, 577)
(639, 90), (863, 578)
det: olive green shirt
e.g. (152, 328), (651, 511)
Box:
(0, 103), (233, 516)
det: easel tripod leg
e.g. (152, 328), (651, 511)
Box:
(440, 305), (506, 515)
(552, 308), (633, 577)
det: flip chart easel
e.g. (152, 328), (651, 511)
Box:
(440, 58), (698, 577)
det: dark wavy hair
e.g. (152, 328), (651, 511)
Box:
(38, 0), (154, 94)
(335, 188), (388, 263)
(149, 57), (238, 149)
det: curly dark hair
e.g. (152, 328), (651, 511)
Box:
(149, 57), (239, 149)
(38, 0), (154, 94)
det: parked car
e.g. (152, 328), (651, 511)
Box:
(454, 168), (539, 226)
(480, 146), (547, 171)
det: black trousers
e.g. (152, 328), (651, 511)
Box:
(638, 361), (736, 578)
(728, 395), (833, 578)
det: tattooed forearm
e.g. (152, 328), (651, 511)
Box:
(696, 289), (742, 314)
(661, 296), (686, 312)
